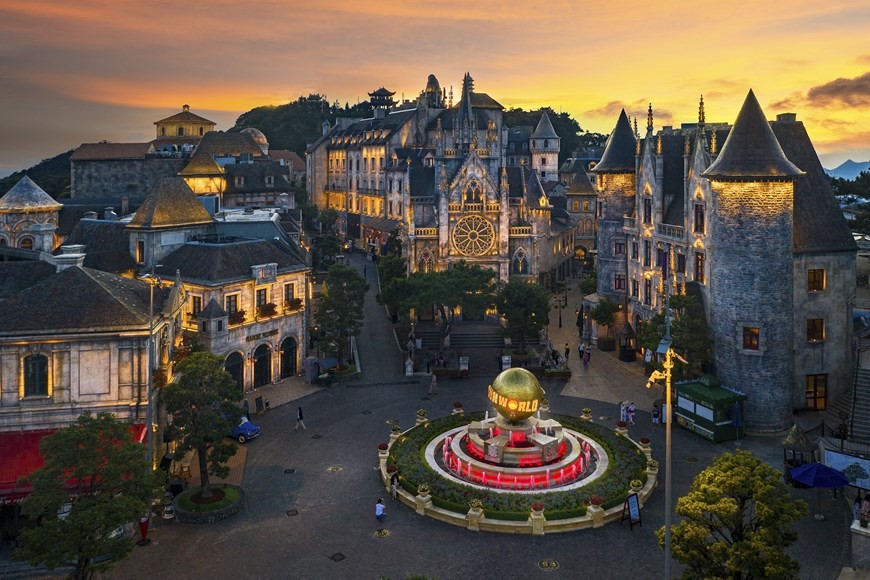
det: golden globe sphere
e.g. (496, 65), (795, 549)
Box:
(487, 368), (546, 421)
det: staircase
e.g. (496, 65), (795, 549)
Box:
(851, 369), (870, 441)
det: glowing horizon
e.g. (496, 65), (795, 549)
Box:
(1, 0), (868, 177)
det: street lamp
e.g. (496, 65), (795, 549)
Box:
(144, 265), (163, 472)
(645, 295), (687, 580)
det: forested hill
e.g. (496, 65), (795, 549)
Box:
(0, 150), (73, 198)
(230, 94), (600, 165)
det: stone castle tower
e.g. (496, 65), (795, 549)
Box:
(592, 110), (636, 302)
(702, 90), (803, 431)
(530, 112), (560, 182)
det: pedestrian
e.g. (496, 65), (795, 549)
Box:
(586, 341), (592, 360)
(583, 349), (590, 370)
(363, 265), (367, 277)
(376, 498), (386, 521)
(428, 373), (438, 395)
(854, 495), (862, 522)
(627, 402), (636, 426)
(390, 472), (399, 500)
(294, 406), (306, 431)
(651, 406), (661, 430)
(863, 494), (870, 521)
(564, 343), (570, 361)
(243, 399), (250, 420)
(578, 342), (585, 360)
(619, 401), (627, 423)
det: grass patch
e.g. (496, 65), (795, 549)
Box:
(176, 485), (241, 513)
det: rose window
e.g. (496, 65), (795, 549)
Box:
(451, 215), (494, 256)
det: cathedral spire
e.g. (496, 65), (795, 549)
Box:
(500, 166), (509, 194)
(647, 103), (654, 134)
(698, 95), (706, 128)
(633, 117), (639, 140)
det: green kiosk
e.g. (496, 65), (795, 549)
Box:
(673, 374), (746, 443)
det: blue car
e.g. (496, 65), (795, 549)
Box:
(230, 416), (260, 443)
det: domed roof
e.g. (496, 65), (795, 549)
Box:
(240, 127), (269, 146)
(0, 176), (62, 212)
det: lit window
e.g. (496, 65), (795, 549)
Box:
(643, 198), (652, 224)
(742, 327), (759, 350)
(807, 319), (825, 342)
(805, 374), (827, 411)
(807, 269), (825, 292)
(191, 296), (202, 316)
(583, 201), (590, 212)
(693, 204), (705, 234)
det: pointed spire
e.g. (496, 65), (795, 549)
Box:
(532, 111), (558, 139)
(710, 131), (717, 155)
(656, 134), (663, 155)
(647, 103), (654, 134)
(703, 89), (803, 180)
(684, 134), (691, 156)
(698, 95), (706, 128)
(633, 117), (639, 139)
(0, 175), (62, 211)
(439, 162), (447, 193)
(500, 166), (509, 194)
(593, 109), (637, 174)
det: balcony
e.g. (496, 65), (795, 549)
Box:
(448, 202), (500, 213)
(284, 298), (303, 312)
(623, 216), (636, 231)
(256, 303), (278, 319)
(509, 226), (532, 236)
(656, 223), (686, 241)
(415, 227), (438, 237)
(228, 310), (246, 326)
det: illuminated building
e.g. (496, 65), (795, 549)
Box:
(307, 73), (576, 286)
(593, 91), (856, 430)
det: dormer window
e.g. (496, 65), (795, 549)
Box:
(265, 175), (274, 187)
(235, 176), (245, 187)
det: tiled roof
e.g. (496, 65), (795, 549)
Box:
(593, 110), (637, 174)
(269, 149), (305, 172)
(179, 151), (224, 176)
(154, 239), (307, 285)
(532, 112), (559, 139)
(70, 142), (154, 161)
(703, 90), (802, 180)
(155, 108), (216, 126)
(0, 176), (62, 211)
(199, 298), (227, 319)
(127, 177), (213, 229)
(194, 131), (262, 158)
(224, 162), (291, 194)
(0, 266), (169, 336)
(59, 219), (138, 273)
(0, 261), (56, 298)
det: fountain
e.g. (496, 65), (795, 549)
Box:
(423, 368), (606, 492)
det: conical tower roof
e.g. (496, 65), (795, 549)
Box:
(127, 177), (213, 229)
(0, 176), (62, 211)
(592, 110), (636, 174)
(703, 90), (802, 181)
(532, 112), (559, 139)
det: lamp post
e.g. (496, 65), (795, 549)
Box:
(144, 265), (163, 472)
(645, 295), (686, 580)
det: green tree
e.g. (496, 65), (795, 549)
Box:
(316, 264), (368, 364)
(638, 294), (712, 379)
(317, 207), (339, 233)
(162, 352), (241, 500)
(588, 297), (619, 337)
(496, 278), (550, 350)
(660, 449), (807, 580)
(316, 234), (341, 264)
(376, 255), (408, 317)
(381, 228), (403, 257)
(578, 272), (597, 296)
(14, 412), (160, 580)
(388, 261), (495, 349)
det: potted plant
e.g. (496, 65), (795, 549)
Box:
(468, 498), (484, 511)
(581, 407), (593, 422)
(638, 436), (651, 450)
(284, 297), (303, 311)
(647, 459), (659, 471)
(452, 401), (464, 415)
(257, 302), (278, 318)
(530, 501), (545, 515)
(228, 309), (246, 325)
(615, 420), (628, 435)
(417, 484), (430, 498)
(630, 479), (643, 492)
(589, 298), (619, 351)
(589, 495), (603, 506)
(416, 409), (428, 418)
(377, 442), (389, 451)
(386, 464), (398, 475)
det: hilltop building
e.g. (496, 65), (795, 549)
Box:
(592, 91), (856, 431)
(307, 73), (576, 288)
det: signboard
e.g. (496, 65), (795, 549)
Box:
(826, 450), (870, 489)
(459, 356), (469, 372)
(621, 493), (642, 530)
(501, 356), (512, 371)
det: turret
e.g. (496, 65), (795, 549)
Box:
(701, 89), (803, 432)
(530, 112), (560, 182)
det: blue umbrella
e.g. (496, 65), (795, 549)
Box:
(789, 462), (848, 488)
(789, 463), (848, 521)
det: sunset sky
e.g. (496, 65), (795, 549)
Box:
(1, 0), (868, 177)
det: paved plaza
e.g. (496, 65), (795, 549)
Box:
(15, 254), (859, 578)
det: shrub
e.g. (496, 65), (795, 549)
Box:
(582, 407), (593, 415)
(416, 408), (427, 418)
(417, 484), (430, 494)
(647, 460), (659, 469)
(390, 424), (401, 433)
(630, 479), (643, 489)
(589, 495), (604, 506)
(468, 498), (484, 510)
(530, 501), (545, 512)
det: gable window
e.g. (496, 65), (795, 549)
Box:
(235, 176), (245, 187)
(805, 374), (827, 411)
(807, 319), (825, 342)
(694, 203), (705, 234)
(807, 269), (825, 292)
(225, 294), (239, 314)
(643, 198), (652, 224)
(694, 252), (705, 284)
(265, 176), (274, 187)
(743, 327), (760, 350)
(24, 354), (49, 397)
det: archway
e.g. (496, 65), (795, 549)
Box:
(280, 337), (297, 379)
(253, 344), (272, 388)
(224, 352), (244, 391)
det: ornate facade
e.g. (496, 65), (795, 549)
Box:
(593, 91), (857, 430)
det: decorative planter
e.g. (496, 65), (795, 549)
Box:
(389, 431), (400, 444)
(587, 504), (604, 528)
(581, 408), (593, 422)
(415, 416), (429, 426)
(466, 507), (484, 532)
(452, 407), (464, 416)
(415, 491), (432, 515)
(646, 466), (659, 478)
(529, 509), (546, 536)
(615, 426), (628, 436)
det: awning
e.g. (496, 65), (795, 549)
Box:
(0, 423), (148, 505)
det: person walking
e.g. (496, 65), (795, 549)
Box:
(578, 342), (585, 360)
(651, 406), (661, 430)
(390, 472), (399, 500)
(375, 498), (386, 521)
(428, 373), (438, 395)
(627, 402), (636, 426)
(294, 406), (306, 431)
(564, 343), (570, 361)
(582, 348), (590, 370)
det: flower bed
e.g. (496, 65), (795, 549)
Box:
(388, 412), (647, 520)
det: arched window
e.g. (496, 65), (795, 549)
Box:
(512, 250), (528, 274)
(19, 238), (33, 250)
(24, 354), (49, 397)
(161, 128), (166, 136)
(0, 237), (7, 246)
(199, 127), (204, 136)
(464, 180), (482, 203)
(177, 127), (184, 136)
(419, 251), (434, 273)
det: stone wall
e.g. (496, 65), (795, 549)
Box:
(709, 180), (794, 431)
(596, 173), (635, 301)
(71, 158), (187, 200)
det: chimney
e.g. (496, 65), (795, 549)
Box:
(83, 211), (98, 219)
(104, 207), (117, 220)
(776, 113), (797, 123)
(121, 196), (129, 215)
(55, 245), (86, 271)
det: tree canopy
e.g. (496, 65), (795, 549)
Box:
(588, 297), (619, 337)
(315, 264), (368, 364)
(162, 352), (242, 500)
(638, 293), (712, 379)
(496, 277), (550, 350)
(502, 108), (584, 165)
(660, 449), (807, 580)
(14, 412), (160, 580)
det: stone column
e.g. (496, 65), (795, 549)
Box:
(466, 508), (483, 532)
(529, 510), (546, 536)
(587, 504), (604, 528)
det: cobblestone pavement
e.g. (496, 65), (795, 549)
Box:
(100, 265), (852, 579)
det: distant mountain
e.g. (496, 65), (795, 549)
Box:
(826, 159), (870, 180)
(0, 150), (73, 199)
